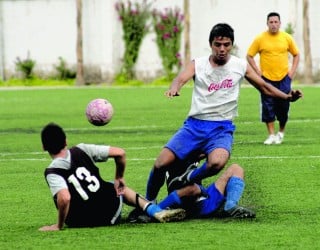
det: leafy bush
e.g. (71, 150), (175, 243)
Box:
(115, 0), (151, 81)
(152, 7), (183, 80)
(113, 73), (144, 86)
(0, 77), (74, 87)
(54, 57), (76, 80)
(285, 22), (294, 35)
(15, 54), (36, 79)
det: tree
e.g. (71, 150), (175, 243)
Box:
(303, 0), (313, 83)
(183, 0), (190, 67)
(76, 0), (85, 85)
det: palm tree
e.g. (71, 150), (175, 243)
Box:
(76, 0), (85, 85)
(303, 0), (313, 83)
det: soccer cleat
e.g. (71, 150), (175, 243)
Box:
(263, 134), (277, 145)
(127, 208), (152, 223)
(226, 206), (256, 219)
(127, 207), (142, 223)
(136, 214), (152, 223)
(153, 208), (186, 223)
(275, 132), (284, 144)
(167, 162), (198, 191)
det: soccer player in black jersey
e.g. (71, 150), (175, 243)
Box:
(39, 123), (185, 231)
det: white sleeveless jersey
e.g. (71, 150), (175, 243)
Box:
(188, 55), (247, 121)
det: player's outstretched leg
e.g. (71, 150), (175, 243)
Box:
(145, 203), (186, 222)
(151, 207), (186, 223)
(127, 193), (186, 223)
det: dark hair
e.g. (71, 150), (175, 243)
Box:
(267, 12), (280, 21)
(41, 123), (66, 154)
(208, 23), (234, 45)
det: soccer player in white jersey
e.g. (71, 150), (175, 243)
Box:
(144, 23), (302, 203)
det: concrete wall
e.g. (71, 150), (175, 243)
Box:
(0, 0), (319, 82)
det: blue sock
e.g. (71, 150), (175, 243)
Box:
(146, 168), (165, 201)
(224, 176), (245, 211)
(145, 204), (162, 217)
(189, 162), (208, 182)
(158, 191), (182, 209)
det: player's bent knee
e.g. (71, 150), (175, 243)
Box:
(206, 162), (225, 175)
(228, 163), (244, 177)
(154, 149), (176, 169)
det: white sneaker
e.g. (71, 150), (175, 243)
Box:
(275, 132), (284, 144)
(263, 134), (277, 145)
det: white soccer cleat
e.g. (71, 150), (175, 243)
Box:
(263, 134), (277, 145)
(153, 208), (186, 223)
(275, 132), (284, 144)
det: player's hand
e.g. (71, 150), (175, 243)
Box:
(165, 89), (180, 98)
(39, 224), (60, 231)
(289, 89), (303, 102)
(114, 178), (125, 196)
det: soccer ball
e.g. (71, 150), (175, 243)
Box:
(86, 98), (114, 126)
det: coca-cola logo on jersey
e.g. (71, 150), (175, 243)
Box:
(208, 79), (233, 92)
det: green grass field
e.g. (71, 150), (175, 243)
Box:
(1, 85), (319, 249)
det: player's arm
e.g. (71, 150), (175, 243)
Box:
(165, 60), (195, 98)
(288, 53), (300, 79)
(39, 188), (70, 231)
(245, 63), (303, 101)
(108, 146), (126, 196)
(246, 54), (261, 76)
(246, 37), (261, 76)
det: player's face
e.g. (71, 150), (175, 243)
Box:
(267, 16), (281, 34)
(210, 37), (233, 65)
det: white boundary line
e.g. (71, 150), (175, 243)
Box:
(0, 118), (317, 135)
(1, 155), (320, 162)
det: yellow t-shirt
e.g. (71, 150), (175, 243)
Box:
(247, 31), (299, 81)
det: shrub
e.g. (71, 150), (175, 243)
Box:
(115, 0), (151, 81)
(0, 77), (74, 87)
(285, 22), (294, 35)
(152, 7), (183, 80)
(54, 57), (76, 80)
(15, 53), (36, 79)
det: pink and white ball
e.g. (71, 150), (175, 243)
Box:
(86, 98), (114, 126)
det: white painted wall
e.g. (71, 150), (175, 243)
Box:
(0, 0), (319, 82)
(2, 0), (76, 74)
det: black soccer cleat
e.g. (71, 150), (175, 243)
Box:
(167, 162), (198, 192)
(225, 206), (256, 219)
(127, 208), (152, 223)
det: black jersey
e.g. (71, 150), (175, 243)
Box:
(44, 146), (122, 227)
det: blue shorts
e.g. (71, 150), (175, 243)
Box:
(165, 117), (235, 159)
(194, 183), (225, 216)
(261, 75), (291, 123)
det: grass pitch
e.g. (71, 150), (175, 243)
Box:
(0, 85), (319, 249)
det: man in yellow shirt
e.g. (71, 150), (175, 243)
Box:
(247, 12), (300, 145)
